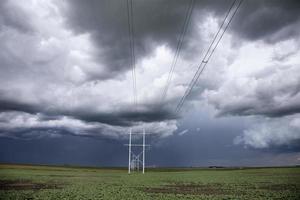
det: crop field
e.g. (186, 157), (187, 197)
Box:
(0, 164), (299, 200)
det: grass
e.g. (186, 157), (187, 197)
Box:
(0, 164), (299, 200)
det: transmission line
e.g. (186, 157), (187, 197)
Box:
(175, 0), (243, 113)
(161, 0), (195, 103)
(127, 0), (137, 108)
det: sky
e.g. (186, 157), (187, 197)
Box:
(0, 0), (300, 167)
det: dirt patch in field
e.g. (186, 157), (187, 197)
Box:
(142, 182), (300, 196)
(142, 183), (233, 195)
(259, 184), (299, 191)
(38, 174), (88, 178)
(0, 180), (64, 191)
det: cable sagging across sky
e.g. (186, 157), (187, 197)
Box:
(160, 0), (195, 103)
(127, 0), (137, 109)
(175, 0), (243, 113)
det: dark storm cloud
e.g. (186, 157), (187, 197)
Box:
(218, 101), (300, 118)
(1, 0), (300, 145)
(0, 0), (33, 33)
(230, 0), (300, 43)
(62, 0), (202, 78)
(0, 0), (222, 129)
(61, 0), (300, 80)
(0, 95), (177, 126)
(1, 0), (298, 78)
(0, 0), (201, 129)
(0, 99), (39, 114)
(76, 106), (177, 126)
(62, 0), (253, 79)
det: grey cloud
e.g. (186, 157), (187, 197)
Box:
(61, 0), (300, 80)
(0, 99), (39, 114)
(230, 0), (300, 43)
(205, 64), (300, 118)
(0, 93), (177, 126)
(216, 100), (300, 118)
(0, 0), (186, 131)
(0, 0), (34, 33)
(68, 105), (178, 126)
(234, 115), (300, 149)
(61, 0), (201, 79)
(0, 111), (178, 140)
(1, 0), (300, 145)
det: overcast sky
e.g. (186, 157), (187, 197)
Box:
(0, 0), (300, 167)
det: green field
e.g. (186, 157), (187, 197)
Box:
(0, 164), (299, 200)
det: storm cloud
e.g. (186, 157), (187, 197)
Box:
(230, 0), (300, 43)
(0, 0), (300, 154)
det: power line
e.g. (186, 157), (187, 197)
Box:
(127, 0), (137, 108)
(161, 0), (195, 103)
(175, 0), (243, 113)
(175, 0), (242, 113)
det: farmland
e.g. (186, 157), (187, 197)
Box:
(0, 164), (299, 200)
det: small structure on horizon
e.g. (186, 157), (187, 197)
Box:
(124, 128), (150, 174)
